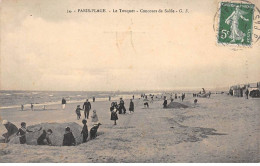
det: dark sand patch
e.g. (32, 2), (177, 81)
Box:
(167, 118), (226, 143)
(167, 102), (189, 109)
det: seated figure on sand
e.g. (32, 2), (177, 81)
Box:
(91, 110), (99, 126)
(2, 120), (18, 143)
(37, 129), (53, 145)
(63, 127), (76, 146)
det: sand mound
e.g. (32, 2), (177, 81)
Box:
(8, 122), (83, 146)
(167, 102), (189, 109)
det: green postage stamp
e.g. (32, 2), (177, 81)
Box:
(218, 2), (255, 45)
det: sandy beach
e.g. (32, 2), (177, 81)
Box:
(0, 94), (259, 162)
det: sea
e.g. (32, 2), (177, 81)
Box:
(0, 90), (164, 110)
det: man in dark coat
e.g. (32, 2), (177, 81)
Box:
(83, 99), (91, 119)
(163, 99), (167, 108)
(245, 89), (249, 99)
(181, 93), (185, 101)
(63, 127), (76, 146)
(119, 98), (126, 114)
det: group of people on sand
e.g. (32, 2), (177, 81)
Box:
(75, 99), (99, 128)
(2, 120), (43, 145)
(20, 103), (36, 111)
(109, 98), (134, 125)
(2, 119), (101, 146)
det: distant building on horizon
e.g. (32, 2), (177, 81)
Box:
(229, 81), (260, 97)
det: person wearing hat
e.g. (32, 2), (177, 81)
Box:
(75, 105), (82, 120)
(63, 127), (76, 146)
(2, 120), (18, 143)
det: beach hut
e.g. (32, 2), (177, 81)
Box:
(249, 82), (257, 88)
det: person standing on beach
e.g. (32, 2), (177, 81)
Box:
(109, 96), (111, 101)
(119, 98), (126, 114)
(16, 122), (33, 144)
(62, 98), (66, 110)
(75, 105), (82, 120)
(93, 97), (95, 102)
(143, 96), (149, 108)
(163, 98), (167, 108)
(129, 99), (134, 113)
(21, 104), (24, 111)
(2, 120), (18, 143)
(245, 89), (249, 99)
(83, 99), (91, 119)
(110, 104), (118, 125)
(181, 93), (185, 101)
(31, 103), (34, 111)
(81, 119), (88, 143)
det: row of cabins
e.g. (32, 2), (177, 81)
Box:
(229, 82), (260, 97)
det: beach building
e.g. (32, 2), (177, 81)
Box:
(229, 81), (260, 98)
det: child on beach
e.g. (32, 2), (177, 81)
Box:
(37, 129), (53, 145)
(81, 119), (88, 143)
(129, 99), (134, 113)
(63, 127), (76, 146)
(110, 104), (118, 125)
(16, 122), (33, 144)
(91, 110), (99, 126)
(75, 105), (82, 120)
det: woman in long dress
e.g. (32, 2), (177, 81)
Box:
(225, 6), (249, 42)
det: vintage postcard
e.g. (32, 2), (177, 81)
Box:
(0, 0), (259, 163)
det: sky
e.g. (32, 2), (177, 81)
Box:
(1, 0), (260, 91)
